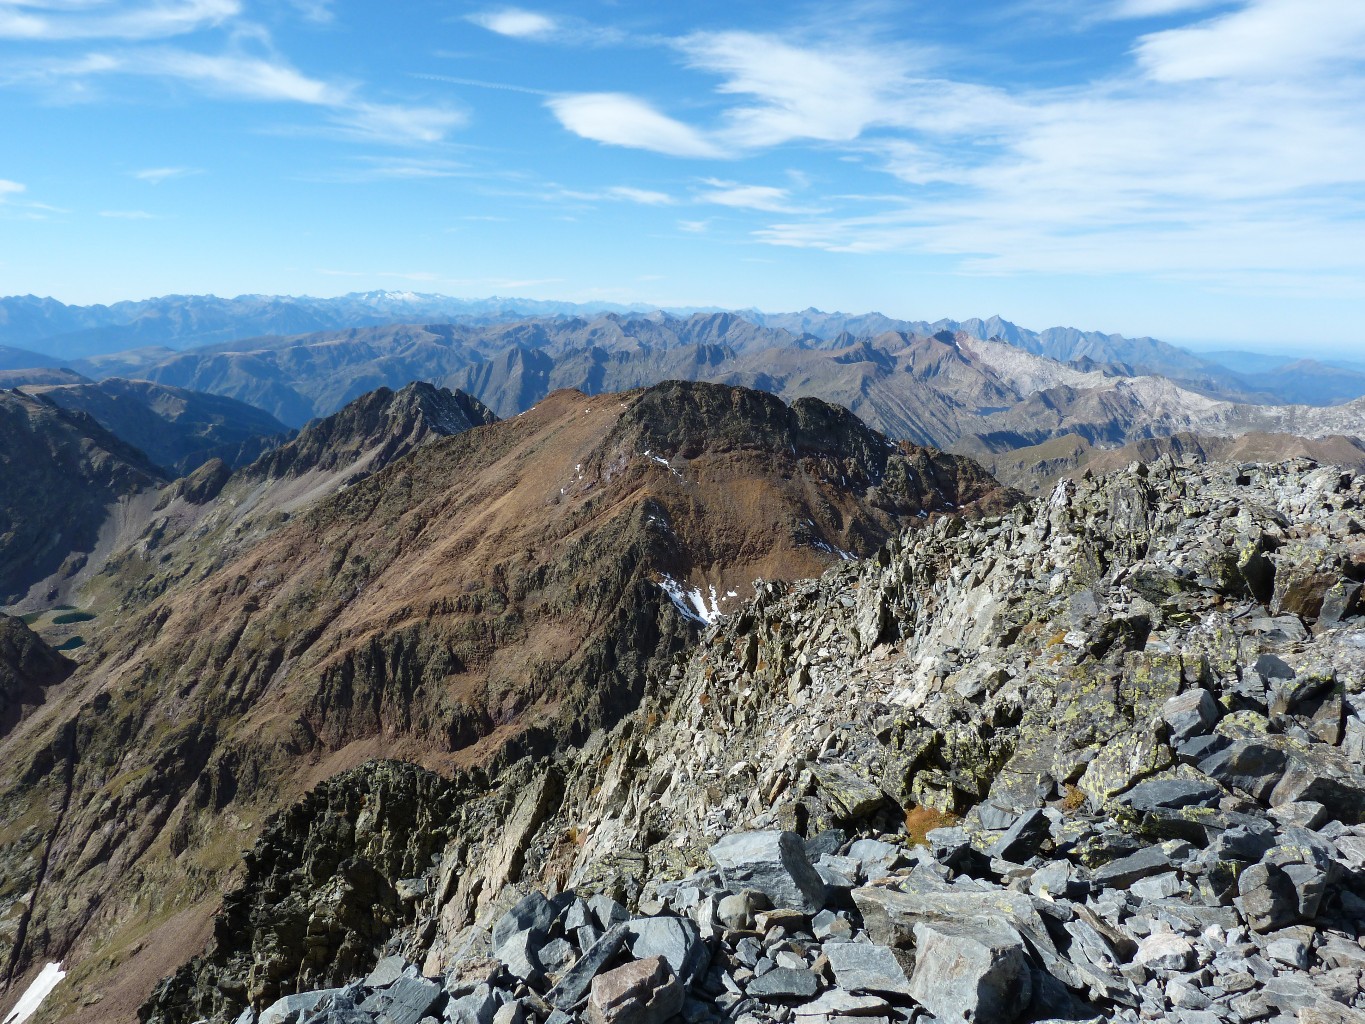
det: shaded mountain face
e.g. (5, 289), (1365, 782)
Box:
(0, 381), (1014, 1021)
(246, 381), (495, 480)
(0, 345), (59, 372)
(0, 390), (166, 605)
(20, 378), (290, 476)
(47, 383), (500, 621)
(0, 615), (71, 740)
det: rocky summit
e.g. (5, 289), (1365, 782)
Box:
(0, 380), (1011, 1022)
(128, 455), (1365, 1024)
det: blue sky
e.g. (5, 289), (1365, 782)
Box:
(2, 0), (1364, 354)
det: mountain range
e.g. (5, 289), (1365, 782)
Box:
(4, 292), (1364, 409)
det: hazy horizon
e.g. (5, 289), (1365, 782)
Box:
(3, 1), (1364, 354)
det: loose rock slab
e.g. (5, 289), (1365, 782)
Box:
(585, 955), (684, 1024)
(709, 830), (826, 913)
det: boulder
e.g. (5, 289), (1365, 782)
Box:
(625, 916), (709, 988)
(744, 967), (820, 1001)
(1078, 730), (1173, 802)
(492, 892), (557, 951)
(709, 831), (825, 913)
(907, 919), (1032, 1024)
(547, 924), (628, 1011)
(1162, 689), (1219, 743)
(359, 975), (444, 1024)
(822, 941), (913, 996)
(810, 762), (885, 820)
(987, 808), (1051, 862)
(1199, 740), (1288, 802)
(585, 956), (684, 1024)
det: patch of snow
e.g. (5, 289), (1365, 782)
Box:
(3, 963), (66, 1024)
(656, 574), (722, 624)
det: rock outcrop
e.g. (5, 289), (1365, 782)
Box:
(135, 455), (1365, 1024)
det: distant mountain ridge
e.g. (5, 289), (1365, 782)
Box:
(0, 292), (666, 359)
(19, 378), (290, 475)
(6, 291), (1358, 406)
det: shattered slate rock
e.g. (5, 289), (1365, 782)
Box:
(744, 967), (820, 1001)
(907, 919), (1032, 1024)
(709, 831), (826, 913)
(821, 941), (912, 996)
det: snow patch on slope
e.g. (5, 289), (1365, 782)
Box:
(3, 963), (65, 1024)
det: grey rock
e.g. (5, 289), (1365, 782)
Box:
(907, 919), (1032, 1024)
(564, 898), (593, 932)
(710, 831), (826, 913)
(744, 968), (820, 1001)
(589, 894), (630, 931)
(494, 928), (546, 984)
(1129, 871), (1184, 900)
(539, 937), (578, 975)
(446, 985), (500, 1024)
(492, 892), (556, 952)
(1264, 936), (1309, 969)
(846, 838), (905, 882)
(365, 956), (410, 990)
(1236, 862), (1301, 933)
(717, 891), (766, 931)
(1091, 843), (1184, 888)
(1200, 741), (1289, 803)
(804, 829), (848, 861)
(1164, 689), (1221, 742)
(822, 941), (913, 996)
(1120, 777), (1223, 812)
(792, 991), (891, 1017)
(547, 923), (628, 1011)
(988, 808), (1051, 863)
(261, 990), (347, 1024)
(1133, 931), (1193, 971)
(626, 915), (710, 987)
(361, 976), (444, 1024)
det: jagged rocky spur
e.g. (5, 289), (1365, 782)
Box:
(143, 457), (1365, 1024)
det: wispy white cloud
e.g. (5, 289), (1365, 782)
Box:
(532, 0), (1363, 296)
(697, 179), (799, 213)
(1133, 0), (1365, 82)
(678, 30), (915, 149)
(546, 92), (726, 158)
(0, 0), (239, 41)
(285, 0), (332, 23)
(466, 7), (556, 40)
(605, 186), (674, 205)
(0, 178), (67, 219)
(11, 46), (464, 143)
(1110, 0), (1232, 17)
(463, 7), (624, 46)
(133, 165), (199, 183)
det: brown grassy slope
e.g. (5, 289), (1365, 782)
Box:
(0, 381), (1014, 1023)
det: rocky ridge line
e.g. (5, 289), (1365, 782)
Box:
(137, 455), (1365, 1024)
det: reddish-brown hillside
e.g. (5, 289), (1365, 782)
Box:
(0, 380), (1014, 1022)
